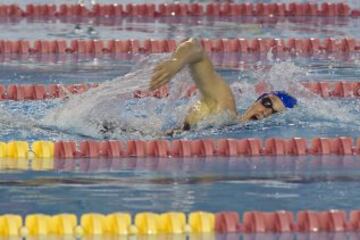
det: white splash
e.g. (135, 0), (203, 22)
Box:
(42, 54), (195, 139)
(38, 56), (360, 140)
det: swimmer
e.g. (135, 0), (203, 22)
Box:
(149, 38), (297, 135)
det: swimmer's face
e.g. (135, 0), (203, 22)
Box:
(242, 94), (285, 121)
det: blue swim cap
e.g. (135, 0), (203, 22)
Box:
(257, 91), (297, 109)
(272, 91), (297, 108)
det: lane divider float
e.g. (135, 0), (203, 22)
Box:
(0, 83), (98, 100)
(2, 13), (354, 28)
(0, 38), (359, 54)
(0, 3), (358, 18)
(2, 151), (357, 172)
(1, 209), (360, 236)
(1, 137), (359, 159)
(136, 81), (360, 99)
(0, 81), (358, 101)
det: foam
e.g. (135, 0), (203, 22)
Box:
(0, 53), (355, 140)
(38, 55), (360, 140)
(42, 54), (196, 139)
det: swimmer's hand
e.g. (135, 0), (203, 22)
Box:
(150, 58), (182, 91)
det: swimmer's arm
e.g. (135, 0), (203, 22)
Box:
(151, 38), (235, 109)
(150, 38), (205, 91)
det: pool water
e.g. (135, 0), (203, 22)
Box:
(1, 16), (360, 40)
(0, 1), (360, 238)
(0, 52), (359, 141)
(2, 156), (360, 216)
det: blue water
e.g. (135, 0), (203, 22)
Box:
(1, 156), (360, 216)
(0, 3), (360, 239)
(0, 53), (359, 141)
(1, 16), (360, 40)
(0, 53), (360, 85)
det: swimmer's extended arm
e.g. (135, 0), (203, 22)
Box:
(150, 38), (204, 91)
(150, 38), (236, 111)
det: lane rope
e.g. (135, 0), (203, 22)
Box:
(0, 38), (359, 54)
(1, 3), (359, 234)
(0, 3), (358, 18)
(0, 81), (358, 101)
(1, 13), (355, 26)
(1, 137), (359, 159)
(0, 210), (360, 236)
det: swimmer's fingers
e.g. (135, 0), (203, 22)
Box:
(150, 73), (164, 90)
(151, 68), (166, 83)
(150, 65), (167, 89)
(151, 59), (181, 90)
(152, 68), (169, 80)
(150, 72), (170, 90)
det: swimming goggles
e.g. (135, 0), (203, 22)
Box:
(259, 96), (278, 113)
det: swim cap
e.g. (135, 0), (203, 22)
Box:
(272, 91), (297, 108)
(257, 91), (297, 109)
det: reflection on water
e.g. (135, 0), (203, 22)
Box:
(0, 155), (358, 175)
(0, 156), (360, 215)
